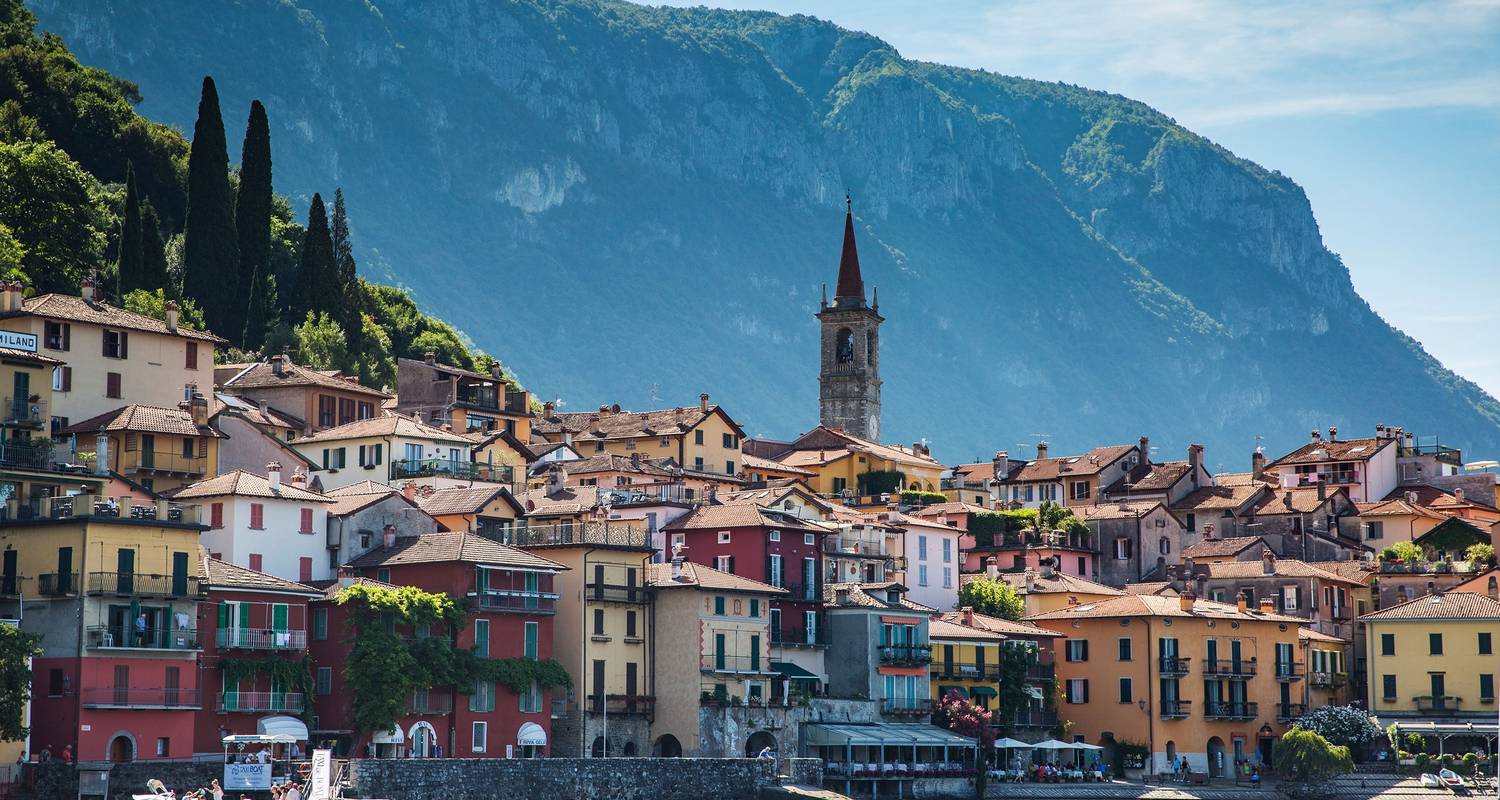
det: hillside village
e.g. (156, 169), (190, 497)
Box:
(0, 198), (1496, 797)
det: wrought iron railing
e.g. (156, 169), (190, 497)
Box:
(878, 645), (932, 666)
(81, 687), (200, 709)
(216, 628), (307, 650)
(390, 458), (514, 483)
(1159, 656), (1191, 676)
(930, 663), (1002, 681)
(1277, 703), (1307, 721)
(218, 692), (305, 713)
(472, 589), (558, 614)
(85, 625), (200, 651)
(512, 522), (648, 548)
(770, 626), (830, 647)
(1203, 701), (1258, 720)
(85, 572), (204, 597)
(1274, 661), (1303, 681)
(1203, 659), (1257, 677)
(1160, 700), (1192, 720)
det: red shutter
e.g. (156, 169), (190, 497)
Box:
(106, 372), (121, 398)
(248, 554), (263, 572)
(250, 503), (264, 529)
(185, 342), (198, 370)
(300, 508), (313, 534)
(60, 367), (72, 392)
(299, 557), (313, 583)
(210, 502), (224, 529)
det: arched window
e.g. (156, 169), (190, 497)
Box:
(591, 736), (606, 758)
(623, 741), (637, 756)
(1159, 537), (1171, 555)
(835, 328), (854, 364)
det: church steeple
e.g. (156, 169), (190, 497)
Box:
(835, 194), (865, 305)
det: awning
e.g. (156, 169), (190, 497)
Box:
(993, 737), (1031, 749)
(969, 686), (997, 698)
(371, 727), (404, 744)
(771, 661), (820, 682)
(222, 734), (298, 746)
(804, 723), (979, 748)
(256, 715), (308, 741)
(518, 722), (547, 746)
(936, 685), (969, 699)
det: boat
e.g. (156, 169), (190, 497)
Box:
(1437, 768), (1464, 789)
(1419, 773), (1443, 788)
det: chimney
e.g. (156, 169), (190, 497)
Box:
(1139, 436), (1150, 465)
(1067, 595), (1079, 606)
(1328, 426), (1338, 442)
(1283, 492), (1294, 510)
(1251, 448), (1266, 481)
(382, 524), (396, 549)
(1454, 488), (1465, 502)
(1194, 572), (1208, 596)
(542, 401), (554, 418)
(1311, 430), (1322, 443)
(423, 351), (436, 366)
(95, 433), (110, 476)
(289, 467), (308, 487)
(164, 300), (179, 332)
(1259, 597), (1276, 613)
(993, 451), (1009, 481)
(1316, 481), (1326, 501)
(1188, 444), (1203, 486)
(80, 276), (97, 301)
(1179, 590), (1196, 612)
(598, 404), (610, 416)
(1375, 423), (1386, 439)
(699, 393), (710, 412)
(267, 461), (283, 490)
(1236, 591), (1248, 613)
(189, 392), (209, 428)
(402, 482), (416, 501)
(0, 281), (16, 313)
(985, 557), (998, 580)
(835, 587), (851, 605)
(671, 554), (684, 581)
(1405, 490), (1418, 504)
(270, 354), (285, 377)
(1262, 551), (1276, 576)
(1203, 522), (1216, 541)
(1040, 561), (1055, 579)
(961, 606), (975, 627)
(1035, 442), (1049, 460)
(630, 452), (641, 468)
(256, 399), (270, 418)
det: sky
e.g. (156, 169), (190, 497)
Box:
(659, 0), (1500, 397)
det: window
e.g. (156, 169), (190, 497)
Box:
(717, 531), (732, 544)
(44, 321), (69, 351)
(312, 608), (329, 640)
(102, 329), (128, 359)
(1114, 537), (1132, 560)
(185, 342), (198, 370)
(1065, 679), (1089, 704)
(474, 619), (490, 657)
(469, 680), (496, 712)
(376, 568), (390, 583)
(1382, 674), (1396, 701)
(725, 460), (735, 475)
(626, 611), (637, 638)
(715, 555), (734, 574)
(315, 667), (332, 695)
(768, 555), (783, 588)
(156, 737), (170, 757)
(1365, 520), (1383, 540)
(1481, 674), (1495, 703)
(106, 371), (121, 398)
(520, 681), (542, 713)
(248, 553), (263, 572)
(942, 538), (952, 562)
(1480, 632), (1493, 655)
(357, 402), (373, 419)
(749, 599), (759, 618)
(713, 596), (726, 616)
(300, 508), (314, 533)
(1429, 633), (1443, 655)
(768, 529), (780, 542)
(337, 398), (355, 425)
(52, 366), (71, 392)
(318, 396), (336, 428)
(249, 503), (264, 529)
(1070, 481), (1090, 500)
(1185, 512), (1196, 532)
(804, 533), (815, 545)
(671, 534), (685, 550)
(1066, 640), (1089, 662)
(732, 599), (742, 615)
(918, 565), (928, 587)
(593, 609), (605, 636)
(299, 557), (313, 583)
(695, 430), (704, 445)
(471, 722), (487, 753)
(943, 567), (952, 588)
(831, 477), (847, 495)
(1118, 678), (1133, 704)
(47, 669), (64, 697)
(1282, 585), (1299, 610)
(210, 502), (224, 529)
(722, 432), (735, 448)
(524, 621), (539, 659)
(1159, 537), (1170, 555)
(1117, 638), (1133, 661)
(917, 536), (928, 560)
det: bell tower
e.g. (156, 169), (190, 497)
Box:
(817, 196), (883, 441)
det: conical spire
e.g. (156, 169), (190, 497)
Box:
(835, 193), (865, 303)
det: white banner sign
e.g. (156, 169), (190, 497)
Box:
(224, 763), (273, 791)
(0, 331), (36, 352)
(307, 749), (332, 800)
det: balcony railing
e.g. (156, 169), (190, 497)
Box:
(1013, 709), (1059, 728)
(85, 572), (204, 598)
(1160, 700), (1192, 720)
(390, 459), (515, 484)
(878, 645), (932, 666)
(585, 583), (648, 604)
(81, 688), (200, 709)
(37, 572), (80, 596)
(822, 537), (886, 557)
(1277, 703), (1307, 722)
(472, 589), (558, 614)
(1203, 659), (1257, 678)
(12, 495), (201, 525)
(122, 451), (208, 476)
(1414, 695), (1463, 713)
(218, 692), (305, 713)
(700, 654), (774, 674)
(0, 438), (54, 471)
(931, 663), (1002, 681)
(216, 628), (307, 651)
(510, 522), (649, 549)
(1159, 656), (1191, 676)
(1274, 661), (1304, 681)
(1026, 662), (1055, 682)
(1204, 702), (1259, 720)
(770, 626), (830, 648)
(407, 692), (453, 715)
(85, 625), (200, 651)
(586, 695), (656, 715)
(881, 697), (934, 716)
(2, 398), (45, 428)
(1310, 671), (1348, 688)
(775, 581), (823, 603)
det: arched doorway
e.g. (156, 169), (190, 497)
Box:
(1097, 734), (1117, 774)
(653, 734), (681, 758)
(1165, 741), (1177, 774)
(108, 734), (134, 763)
(1206, 737), (1226, 778)
(591, 736), (606, 758)
(745, 731), (777, 758)
(623, 741), (637, 757)
(408, 721), (437, 758)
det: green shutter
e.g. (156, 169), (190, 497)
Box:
(524, 622), (538, 660)
(272, 604), (289, 632)
(750, 635), (760, 672)
(715, 634), (726, 670)
(237, 602), (251, 630)
(223, 674), (239, 712)
(217, 602), (230, 630)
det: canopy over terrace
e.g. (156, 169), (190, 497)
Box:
(1388, 720), (1499, 756)
(810, 722), (980, 793)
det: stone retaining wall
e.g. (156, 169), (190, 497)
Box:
(349, 757), (822, 799)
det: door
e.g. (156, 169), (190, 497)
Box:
(1, 549), (16, 595)
(116, 548), (134, 594)
(164, 666), (180, 707)
(592, 660), (605, 712)
(223, 674), (239, 712)
(715, 634), (726, 670)
(802, 558), (816, 601)
(56, 547), (71, 593)
(1206, 638), (1217, 672)
(1276, 642), (1294, 677)
(11, 370), (28, 420)
(1229, 640), (1242, 673)
(625, 662), (638, 713)
(113, 664), (129, 706)
(140, 434), (155, 469)
(1431, 674), (1446, 709)
(750, 635), (760, 672)
(237, 601), (252, 646)
(171, 551), (189, 596)
(404, 443), (422, 466)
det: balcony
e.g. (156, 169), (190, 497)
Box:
(1203, 659), (1257, 678)
(585, 583), (648, 605)
(1026, 662), (1055, 682)
(770, 626), (830, 648)
(85, 625), (200, 652)
(218, 692), (305, 713)
(1414, 695), (1463, 713)
(1273, 662), (1304, 682)
(775, 581), (823, 603)
(881, 697), (934, 717)
(389, 458), (515, 484)
(121, 451), (208, 477)
(472, 589), (558, 614)
(931, 663), (1002, 681)
(216, 628), (308, 651)
(1277, 703), (1307, 722)
(2, 398), (45, 429)
(585, 695), (656, 716)
(822, 537), (887, 558)
(512, 522), (649, 549)
(878, 645), (932, 666)
(408, 693), (453, 715)
(1160, 700), (1192, 720)
(1310, 672), (1348, 688)
(81, 687), (200, 709)
(0, 438), (56, 471)
(1013, 709), (1059, 728)
(22, 495), (201, 525)
(1159, 656), (1191, 676)
(700, 654), (773, 675)
(1204, 702), (1259, 720)
(37, 572), (80, 596)
(85, 571), (204, 598)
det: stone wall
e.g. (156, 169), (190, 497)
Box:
(348, 757), (822, 800)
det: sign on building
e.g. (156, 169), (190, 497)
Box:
(0, 330), (37, 352)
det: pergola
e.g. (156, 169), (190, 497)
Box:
(1389, 720), (1499, 756)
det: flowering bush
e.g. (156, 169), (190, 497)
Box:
(1296, 705), (1382, 749)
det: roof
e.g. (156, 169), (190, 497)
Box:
(516, 487), (600, 518)
(1104, 461), (1192, 495)
(1214, 472), (1266, 487)
(0, 346), (62, 367)
(997, 571), (1127, 597)
(824, 581), (935, 612)
(910, 501), (989, 518)
(416, 485), (522, 517)
(533, 403), (743, 442)
(1182, 536), (1267, 559)
(1122, 581), (1177, 596)
(545, 453), (680, 478)
(308, 575), (401, 601)
(326, 489), (412, 518)
(14, 293), (227, 343)
(210, 393), (306, 430)
(834, 202), (864, 300)
(1251, 487), (1339, 515)
(891, 512), (967, 535)
(397, 356), (505, 385)
(1003, 444), (1136, 483)
(325, 480), (399, 497)
(63, 404), (223, 438)
(662, 503), (826, 534)
(928, 617), (1006, 642)
(951, 462), (998, 481)
(201, 556), (320, 595)
(1356, 498), (1447, 520)
(775, 426), (943, 471)
(1359, 591), (1500, 621)
(1199, 558), (1363, 585)
(1298, 628), (1347, 644)
(220, 356), (389, 398)
(742, 452), (815, 476)
(1071, 501), (1164, 521)
(1027, 594), (1305, 623)
(1172, 483), (1264, 513)
(1304, 560), (1377, 583)
(170, 470), (331, 503)
(1413, 515), (1491, 545)
(645, 561), (787, 595)
(935, 610), (1063, 639)
(1266, 436), (1393, 467)
(346, 531), (565, 571)
(294, 413), (472, 445)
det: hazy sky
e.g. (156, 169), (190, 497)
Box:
(658, 0), (1500, 397)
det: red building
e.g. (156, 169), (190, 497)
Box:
(194, 557), (322, 756)
(312, 532), (567, 758)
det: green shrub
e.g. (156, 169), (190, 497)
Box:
(900, 490), (947, 506)
(1274, 727), (1354, 781)
(857, 469), (905, 495)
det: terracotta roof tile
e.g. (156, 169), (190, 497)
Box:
(1181, 536), (1266, 559)
(294, 413), (472, 445)
(221, 356), (389, 398)
(202, 556), (320, 594)
(1356, 499), (1447, 520)
(346, 531), (565, 571)
(171, 470), (330, 502)
(935, 610), (1063, 638)
(775, 426), (944, 470)
(1071, 501), (1164, 521)
(823, 581), (935, 612)
(63, 404), (223, 439)
(516, 487), (601, 518)
(1104, 461), (1192, 494)
(1026, 593), (1304, 623)
(308, 576), (401, 600)
(997, 571), (1126, 597)
(326, 490), (412, 518)
(533, 404), (741, 442)
(645, 561), (786, 595)
(662, 503), (827, 533)
(326, 480), (400, 497)
(1266, 437), (1393, 467)
(1298, 628), (1347, 644)
(742, 453), (815, 476)
(1122, 581), (1177, 596)
(0, 347), (62, 367)
(416, 486), (520, 517)
(1304, 560), (1377, 584)
(14, 293), (227, 343)
(911, 502), (989, 518)
(1201, 558), (1362, 585)
(1359, 591), (1500, 621)
(928, 617), (1006, 642)
(1172, 484), (1264, 512)
(1251, 487), (1338, 515)
(1003, 445), (1136, 483)
(544, 453), (681, 478)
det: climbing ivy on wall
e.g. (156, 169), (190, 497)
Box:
(220, 655), (315, 722)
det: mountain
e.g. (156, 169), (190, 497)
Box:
(30, 0), (1500, 463)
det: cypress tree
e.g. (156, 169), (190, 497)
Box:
(298, 193), (335, 322)
(236, 100), (273, 350)
(140, 202), (169, 295)
(115, 161), (143, 297)
(330, 188), (362, 349)
(181, 75), (239, 336)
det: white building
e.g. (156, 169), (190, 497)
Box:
(172, 465), (334, 583)
(288, 413), (484, 491)
(895, 513), (963, 613)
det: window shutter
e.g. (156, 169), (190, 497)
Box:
(1082, 680), (1090, 703)
(186, 342), (197, 370)
(60, 367), (72, 391)
(301, 508), (314, 533)
(106, 372), (121, 399)
(1081, 640), (1089, 661)
(102, 331), (108, 357)
(119, 332), (127, 359)
(62, 324), (70, 351)
(210, 503), (223, 529)
(727, 555), (735, 575)
(250, 504), (263, 529)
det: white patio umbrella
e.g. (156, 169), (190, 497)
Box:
(1031, 739), (1077, 750)
(993, 737), (1031, 749)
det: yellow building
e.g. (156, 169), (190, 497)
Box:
(928, 616), (1005, 711)
(1300, 628), (1349, 709)
(1029, 592), (1306, 776)
(935, 609), (1065, 739)
(61, 398), (222, 495)
(645, 558), (784, 757)
(768, 426), (946, 501)
(1360, 591), (1499, 720)
(0, 334), (105, 520)
(532, 395), (746, 483)
(995, 569), (1127, 617)
(414, 485), (524, 539)
(1354, 498), (1447, 542)
(515, 520), (655, 758)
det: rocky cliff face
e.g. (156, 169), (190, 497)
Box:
(32, 0), (1500, 460)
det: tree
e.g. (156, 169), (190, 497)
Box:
(1294, 705), (1383, 751)
(139, 201), (170, 295)
(296, 193), (335, 321)
(115, 160), (144, 296)
(0, 138), (108, 293)
(1465, 543), (1495, 565)
(181, 76), (240, 336)
(330, 188), (362, 345)
(957, 577), (1025, 621)
(122, 289), (206, 331)
(1381, 540), (1423, 563)
(0, 624), (42, 741)
(1273, 727), (1354, 782)
(293, 311), (349, 372)
(0, 222), (25, 282)
(938, 689), (995, 797)
(236, 100), (273, 349)
(350, 313), (396, 391)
